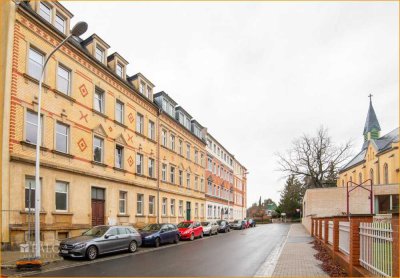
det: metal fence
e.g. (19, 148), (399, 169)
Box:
(359, 222), (393, 277)
(321, 221), (325, 240)
(338, 221), (350, 255)
(328, 221), (333, 245)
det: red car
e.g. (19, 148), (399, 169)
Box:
(177, 221), (203, 241)
(244, 219), (250, 229)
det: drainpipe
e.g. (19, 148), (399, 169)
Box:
(156, 108), (161, 224)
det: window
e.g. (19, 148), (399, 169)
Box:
(162, 164), (167, 181)
(170, 199), (175, 216)
(39, 2), (52, 22)
(186, 144), (190, 159)
(162, 198), (167, 216)
(148, 120), (155, 140)
(95, 45), (104, 62)
(55, 122), (69, 153)
(178, 139), (183, 155)
(178, 170), (183, 186)
(119, 191), (127, 214)
(208, 181), (212, 194)
(115, 145), (124, 169)
(186, 173), (190, 188)
(116, 63), (123, 78)
(148, 158), (155, 178)
(161, 130), (167, 147)
(200, 153), (204, 166)
(179, 200), (183, 216)
(201, 204), (204, 217)
(208, 158), (212, 171)
(115, 100), (124, 124)
(57, 65), (71, 95)
(194, 176), (198, 190)
(147, 86), (152, 98)
(136, 113), (144, 133)
(137, 194), (144, 215)
(25, 177), (41, 209)
(384, 163), (389, 184)
(195, 203), (198, 217)
(170, 166), (175, 184)
(55, 13), (66, 33)
(194, 150), (198, 164)
(170, 134), (175, 150)
(55, 181), (68, 211)
(140, 81), (145, 95)
(200, 178), (204, 192)
(94, 87), (105, 113)
(93, 136), (104, 162)
(149, 195), (155, 215)
(24, 110), (41, 145)
(28, 48), (44, 80)
(136, 153), (143, 174)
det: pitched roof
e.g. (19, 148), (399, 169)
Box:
(363, 100), (381, 135)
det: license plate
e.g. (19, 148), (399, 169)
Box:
(61, 250), (68, 254)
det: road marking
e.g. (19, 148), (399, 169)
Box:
(14, 236), (212, 277)
(253, 225), (291, 277)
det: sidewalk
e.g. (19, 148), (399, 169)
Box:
(1, 250), (62, 269)
(272, 223), (328, 277)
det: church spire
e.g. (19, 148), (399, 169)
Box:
(363, 94), (381, 141)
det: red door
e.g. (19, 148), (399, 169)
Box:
(91, 187), (105, 226)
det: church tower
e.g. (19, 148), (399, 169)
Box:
(363, 95), (381, 141)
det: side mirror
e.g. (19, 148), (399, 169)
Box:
(160, 229), (165, 233)
(104, 234), (110, 239)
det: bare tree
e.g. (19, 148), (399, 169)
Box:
(276, 127), (352, 188)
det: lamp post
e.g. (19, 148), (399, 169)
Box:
(34, 22), (88, 258)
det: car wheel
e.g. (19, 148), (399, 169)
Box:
(174, 234), (179, 244)
(128, 240), (137, 253)
(155, 237), (161, 248)
(190, 233), (194, 241)
(86, 245), (98, 260)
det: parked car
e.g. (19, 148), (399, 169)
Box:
(216, 220), (230, 233)
(231, 220), (246, 230)
(201, 221), (219, 236)
(177, 221), (203, 240)
(243, 219), (250, 229)
(59, 225), (141, 260)
(248, 218), (256, 227)
(139, 223), (179, 247)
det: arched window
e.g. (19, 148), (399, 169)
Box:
(384, 163), (389, 184)
(359, 173), (362, 184)
(370, 169), (374, 185)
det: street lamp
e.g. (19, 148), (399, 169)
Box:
(34, 21), (88, 259)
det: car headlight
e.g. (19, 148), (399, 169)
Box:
(74, 243), (86, 249)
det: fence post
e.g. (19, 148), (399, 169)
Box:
(318, 218), (322, 239)
(348, 214), (373, 276)
(392, 213), (399, 277)
(311, 218), (315, 237)
(324, 218), (329, 244)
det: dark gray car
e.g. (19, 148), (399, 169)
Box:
(59, 225), (142, 260)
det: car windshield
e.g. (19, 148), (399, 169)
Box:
(82, 226), (109, 237)
(233, 220), (239, 223)
(201, 222), (210, 227)
(217, 220), (223, 225)
(177, 222), (192, 228)
(142, 224), (162, 231)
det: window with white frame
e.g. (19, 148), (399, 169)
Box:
(136, 153), (143, 174)
(162, 164), (167, 181)
(200, 153), (204, 167)
(137, 194), (144, 215)
(170, 134), (175, 150)
(149, 195), (155, 215)
(194, 150), (198, 164)
(25, 177), (40, 210)
(208, 158), (212, 171)
(186, 173), (190, 188)
(146, 86), (152, 99)
(57, 64), (71, 95)
(170, 199), (175, 216)
(39, 2), (52, 23)
(55, 122), (69, 153)
(194, 176), (198, 190)
(186, 144), (190, 159)
(119, 191), (127, 214)
(55, 181), (68, 211)
(178, 139), (183, 155)
(115, 145), (124, 169)
(136, 113), (144, 134)
(179, 200), (183, 216)
(115, 100), (124, 124)
(162, 198), (167, 215)
(93, 136), (104, 163)
(95, 45), (105, 63)
(140, 81), (145, 95)
(116, 63), (123, 78)
(55, 13), (66, 33)
(28, 47), (44, 80)
(178, 170), (183, 186)
(170, 166), (175, 184)
(208, 181), (212, 194)
(148, 120), (155, 140)
(94, 87), (105, 113)
(161, 130), (167, 147)
(200, 178), (204, 192)
(200, 204), (204, 217)
(148, 158), (155, 178)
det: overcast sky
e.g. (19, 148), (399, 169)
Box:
(63, 1), (398, 205)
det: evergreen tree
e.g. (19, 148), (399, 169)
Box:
(279, 175), (305, 218)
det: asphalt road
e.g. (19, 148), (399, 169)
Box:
(33, 223), (290, 277)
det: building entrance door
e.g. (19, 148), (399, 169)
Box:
(91, 187), (105, 226)
(186, 201), (191, 220)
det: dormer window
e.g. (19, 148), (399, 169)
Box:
(147, 86), (152, 98)
(39, 2), (52, 23)
(140, 81), (145, 95)
(95, 46), (105, 63)
(55, 13), (66, 33)
(116, 63), (123, 78)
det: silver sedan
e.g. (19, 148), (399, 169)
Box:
(201, 221), (219, 236)
(59, 225), (142, 260)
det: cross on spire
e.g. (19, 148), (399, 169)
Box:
(368, 93), (373, 102)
